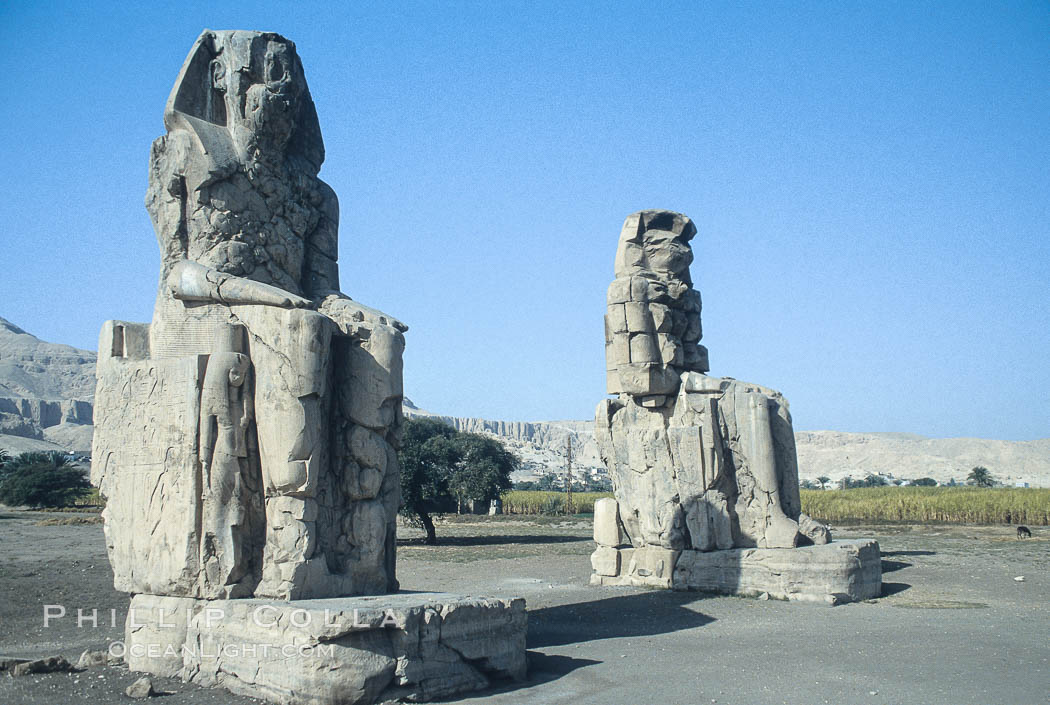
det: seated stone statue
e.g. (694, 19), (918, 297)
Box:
(93, 30), (405, 601)
(594, 210), (830, 587)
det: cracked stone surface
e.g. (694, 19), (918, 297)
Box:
(124, 594), (526, 705)
(89, 29), (526, 705)
(593, 210), (878, 597)
(92, 29), (405, 602)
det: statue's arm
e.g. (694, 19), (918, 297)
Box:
(167, 260), (311, 308)
(303, 180), (341, 298)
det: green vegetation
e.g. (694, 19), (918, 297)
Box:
(0, 450), (91, 508)
(801, 486), (1049, 525)
(967, 466), (995, 487)
(514, 475), (613, 493)
(398, 418), (517, 544)
(500, 490), (614, 515)
(838, 474), (890, 489)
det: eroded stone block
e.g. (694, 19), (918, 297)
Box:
(124, 593), (527, 705)
(592, 498), (623, 547)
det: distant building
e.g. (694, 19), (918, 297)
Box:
(1015, 480), (1030, 488)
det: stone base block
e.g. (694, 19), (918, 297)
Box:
(123, 593), (527, 705)
(588, 546), (680, 588)
(591, 540), (882, 604)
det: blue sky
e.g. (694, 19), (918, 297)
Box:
(1, 1), (1047, 438)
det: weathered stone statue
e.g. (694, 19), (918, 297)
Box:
(92, 30), (524, 704)
(592, 210), (881, 603)
(94, 29), (405, 602)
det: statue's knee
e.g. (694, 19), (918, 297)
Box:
(266, 460), (310, 494)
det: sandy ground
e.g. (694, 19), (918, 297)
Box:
(1, 511), (1047, 705)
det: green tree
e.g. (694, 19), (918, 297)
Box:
(582, 475), (613, 493)
(537, 471), (558, 491)
(448, 432), (516, 513)
(911, 477), (938, 487)
(398, 419), (518, 544)
(0, 451), (90, 508)
(398, 418), (458, 545)
(817, 476), (831, 490)
(863, 474), (888, 487)
(967, 466), (995, 487)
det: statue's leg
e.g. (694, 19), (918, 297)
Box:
(245, 307), (333, 599)
(199, 445), (248, 594)
(746, 393), (799, 548)
(197, 349), (252, 597)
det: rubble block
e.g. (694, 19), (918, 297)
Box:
(124, 593), (527, 705)
(590, 540), (881, 604)
(673, 539), (882, 603)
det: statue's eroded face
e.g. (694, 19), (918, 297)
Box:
(641, 229), (693, 279)
(235, 38), (306, 155)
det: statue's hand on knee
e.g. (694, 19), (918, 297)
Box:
(168, 260), (313, 309)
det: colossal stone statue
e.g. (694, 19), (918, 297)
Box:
(91, 31), (525, 704)
(93, 30), (405, 602)
(592, 210), (881, 602)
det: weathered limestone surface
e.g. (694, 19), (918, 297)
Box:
(592, 540), (882, 603)
(672, 540), (882, 603)
(592, 210), (880, 601)
(124, 593), (527, 705)
(91, 29), (527, 704)
(92, 30), (405, 602)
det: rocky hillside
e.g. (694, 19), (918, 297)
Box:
(405, 401), (1050, 488)
(1, 318), (1046, 487)
(794, 431), (1050, 488)
(0, 317), (95, 453)
(403, 399), (603, 481)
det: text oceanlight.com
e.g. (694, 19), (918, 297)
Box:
(108, 641), (336, 660)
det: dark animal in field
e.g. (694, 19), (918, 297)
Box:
(1016, 526), (1032, 539)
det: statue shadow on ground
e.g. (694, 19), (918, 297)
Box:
(463, 591), (715, 695)
(464, 652), (603, 698)
(880, 582), (911, 597)
(879, 549), (932, 594)
(881, 550), (935, 556)
(527, 590), (716, 649)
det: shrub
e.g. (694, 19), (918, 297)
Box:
(0, 452), (91, 508)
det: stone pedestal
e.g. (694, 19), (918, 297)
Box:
(122, 593), (527, 705)
(590, 540), (882, 604)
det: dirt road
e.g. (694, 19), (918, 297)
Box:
(1, 512), (1046, 705)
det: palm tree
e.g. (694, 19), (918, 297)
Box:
(967, 466), (994, 488)
(7, 451), (70, 469)
(817, 476), (831, 490)
(0, 450), (88, 508)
